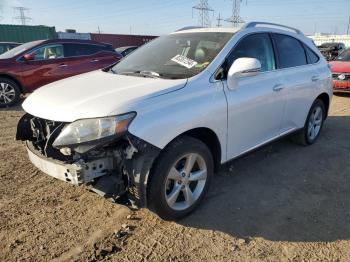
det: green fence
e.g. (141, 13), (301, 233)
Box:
(0, 24), (57, 43)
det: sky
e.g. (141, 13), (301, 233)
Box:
(0, 0), (349, 36)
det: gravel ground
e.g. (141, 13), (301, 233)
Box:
(1, 94), (350, 261)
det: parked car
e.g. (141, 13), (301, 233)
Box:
(0, 42), (21, 55)
(16, 22), (332, 220)
(0, 39), (122, 107)
(317, 42), (346, 61)
(115, 46), (139, 57)
(329, 48), (350, 93)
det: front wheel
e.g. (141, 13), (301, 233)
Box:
(0, 78), (21, 108)
(291, 99), (325, 145)
(148, 136), (214, 220)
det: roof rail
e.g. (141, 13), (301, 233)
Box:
(243, 22), (303, 35)
(175, 26), (204, 32)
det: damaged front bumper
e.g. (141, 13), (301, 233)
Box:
(26, 141), (113, 186)
(17, 113), (161, 207)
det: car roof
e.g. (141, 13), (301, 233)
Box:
(40, 39), (111, 46)
(115, 46), (138, 51)
(173, 22), (305, 37)
(173, 27), (240, 34)
(0, 42), (21, 45)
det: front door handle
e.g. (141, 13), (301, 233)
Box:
(90, 59), (99, 62)
(311, 75), (320, 82)
(273, 84), (285, 92)
(58, 64), (68, 68)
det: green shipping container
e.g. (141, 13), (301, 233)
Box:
(0, 24), (57, 43)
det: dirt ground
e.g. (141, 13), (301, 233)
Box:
(1, 94), (350, 261)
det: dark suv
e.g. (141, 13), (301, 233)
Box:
(0, 39), (122, 107)
(0, 42), (21, 55)
(317, 42), (346, 61)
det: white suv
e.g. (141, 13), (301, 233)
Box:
(17, 22), (332, 220)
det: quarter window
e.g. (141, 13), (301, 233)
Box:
(304, 45), (319, 64)
(227, 33), (276, 72)
(274, 34), (307, 68)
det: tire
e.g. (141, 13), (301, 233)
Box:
(0, 77), (21, 108)
(291, 99), (325, 146)
(148, 136), (214, 220)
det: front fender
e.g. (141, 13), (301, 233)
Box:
(128, 80), (228, 163)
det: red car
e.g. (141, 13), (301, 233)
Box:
(0, 39), (122, 107)
(329, 48), (350, 93)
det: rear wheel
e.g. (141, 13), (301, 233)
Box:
(148, 136), (214, 220)
(291, 99), (325, 145)
(0, 78), (21, 108)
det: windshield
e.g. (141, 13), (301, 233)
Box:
(0, 40), (43, 59)
(111, 32), (233, 79)
(335, 49), (350, 61)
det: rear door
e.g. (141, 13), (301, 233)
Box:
(62, 43), (98, 77)
(63, 43), (120, 75)
(272, 33), (321, 132)
(92, 45), (121, 68)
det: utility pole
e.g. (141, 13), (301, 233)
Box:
(97, 26), (101, 34)
(347, 15), (350, 35)
(192, 0), (214, 27)
(13, 7), (32, 25)
(225, 0), (245, 28)
(216, 13), (224, 27)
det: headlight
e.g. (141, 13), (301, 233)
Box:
(53, 112), (136, 148)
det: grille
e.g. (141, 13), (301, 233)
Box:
(332, 73), (350, 81)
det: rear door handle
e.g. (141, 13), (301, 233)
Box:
(273, 84), (285, 92)
(311, 75), (320, 82)
(90, 59), (99, 62)
(58, 64), (68, 68)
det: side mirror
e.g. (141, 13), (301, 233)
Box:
(227, 57), (261, 89)
(23, 53), (35, 61)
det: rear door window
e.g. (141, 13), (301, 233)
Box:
(64, 44), (99, 57)
(273, 34), (307, 68)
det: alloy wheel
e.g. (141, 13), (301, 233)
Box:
(0, 82), (16, 106)
(164, 153), (207, 211)
(307, 105), (323, 141)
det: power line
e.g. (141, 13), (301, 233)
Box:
(192, 0), (214, 27)
(216, 13), (224, 27)
(13, 6), (32, 25)
(225, 0), (245, 28)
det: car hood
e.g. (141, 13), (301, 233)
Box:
(22, 70), (187, 122)
(329, 61), (350, 73)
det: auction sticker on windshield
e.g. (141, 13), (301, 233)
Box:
(171, 55), (198, 69)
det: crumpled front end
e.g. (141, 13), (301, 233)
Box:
(16, 113), (160, 207)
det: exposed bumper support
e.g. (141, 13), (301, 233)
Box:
(25, 134), (161, 208)
(26, 142), (113, 185)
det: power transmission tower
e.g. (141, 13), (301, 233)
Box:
(216, 13), (224, 27)
(225, 0), (245, 28)
(13, 7), (32, 25)
(192, 0), (214, 27)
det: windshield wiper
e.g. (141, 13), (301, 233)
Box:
(116, 70), (162, 79)
(139, 70), (161, 78)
